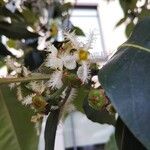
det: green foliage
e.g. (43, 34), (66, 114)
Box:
(88, 89), (106, 110)
(116, 0), (150, 37)
(0, 86), (38, 150)
(72, 26), (85, 36)
(22, 8), (38, 26)
(83, 97), (116, 125)
(125, 22), (134, 37)
(44, 109), (60, 150)
(0, 21), (39, 39)
(98, 17), (150, 149)
(115, 117), (146, 150)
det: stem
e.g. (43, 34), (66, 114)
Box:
(59, 87), (71, 107)
(0, 74), (50, 85)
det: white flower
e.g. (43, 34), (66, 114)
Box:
(27, 81), (46, 94)
(46, 43), (58, 56)
(46, 56), (63, 70)
(84, 31), (96, 50)
(61, 54), (76, 70)
(22, 94), (35, 106)
(5, 56), (22, 75)
(9, 83), (16, 89)
(45, 44), (77, 70)
(45, 44), (64, 70)
(64, 31), (81, 49)
(46, 70), (63, 89)
(37, 36), (47, 50)
(37, 34), (52, 51)
(77, 62), (91, 83)
(22, 66), (31, 77)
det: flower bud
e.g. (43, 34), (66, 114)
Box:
(88, 89), (106, 110)
(32, 95), (47, 110)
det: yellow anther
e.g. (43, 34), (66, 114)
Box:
(78, 49), (89, 61)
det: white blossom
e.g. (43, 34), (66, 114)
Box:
(77, 62), (91, 83)
(27, 81), (46, 94)
(64, 31), (81, 49)
(22, 94), (35, 105)
(22, 66), (31, 77)
(45, 56), (63, 70)
(61, 54), (76, 70)
(45, 44), (77, 70)
(84, 31), (96, 50)
(46, 70), (63, 89)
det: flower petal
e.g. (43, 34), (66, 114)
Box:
(77, 63), (91, 83)
(62, 55), (76, 70)
(45, 57), (63, 70)
(46, 71), (63, 89)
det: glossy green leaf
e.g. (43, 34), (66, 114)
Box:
(119, 0), (137, 13)
(115, 17), (127, 27)
(44, 109), (60, 150)
(138, 9), (150, 21)
(0, 21), (39, 39)
(72, 26), (85, 36)
(83, 97), (116, 125)
(0, 85), (38, 150)
(125, 22), (134, 37)
(0, 42), (13, 56)
(0, 6), (24, 22)
(115, 117), (146, 150)
(22, 8), (38, 26)
(98, 17), (150, 149)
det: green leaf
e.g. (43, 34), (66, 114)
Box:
(98, 17), (150, 149)
(22, 8), (38, 26)
(125, 22), (134, 37)
(115, 117), (146, 150)
(0, 42), (13, 56)
(0, 21), (39, 39)
(0, 6), (24, 22)
(72, 26), (85, 36)
(0, 85), (38, 150)
(44, 109), (60, 150)
(115, 17), (127, 27)
(105, 134), (118, 150)
(119, 0), (137, 14)
(138, 9), (150, 21)
(83, 97), (116, 125)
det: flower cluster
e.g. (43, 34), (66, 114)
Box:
(4, 31), (104, 127)
(44, 31), (102, 88)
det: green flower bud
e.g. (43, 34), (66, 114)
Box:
(32, 95), (47, 111)
(88, 89), (106, 110)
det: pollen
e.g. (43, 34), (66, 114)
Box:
(78, 49), (89, 61)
